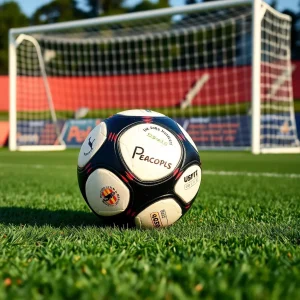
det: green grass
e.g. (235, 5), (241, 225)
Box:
(1, 100), (300, 121)
(1, 99), (300, 121)
(0, 103), (250, 121)
(0, 149), (300, 299)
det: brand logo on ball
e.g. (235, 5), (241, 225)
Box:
(132, 146), (172, 169)
(84, 136), (95, 156)
(150, 212), (163, 228)
(142, 125), (173, 146)
(100, 186), (120, 206)
(184, 170), (198, 190)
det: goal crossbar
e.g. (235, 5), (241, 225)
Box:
(9, 0), (253, 36)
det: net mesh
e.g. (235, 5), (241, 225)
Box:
(260, 7), (299, 148)
(14, 2), (299, 150)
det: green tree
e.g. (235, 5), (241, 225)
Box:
(32, 0), (87, 25)
(282, 9), (298, 59)
(185, 0), (197, 4)
(86, 0), (127, 17)
(86, 0), (170, 17)
(0, 1), (29, 74)
(130, 0), (169, 13)
(270, 0), (277, 9)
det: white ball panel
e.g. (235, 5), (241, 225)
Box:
(78, 122), (107, 168)
(134, 198), (182, 229)
(117, 109), (165, 117)
(85, 169), (130, 216)
(119, 123), (182, 181)
(177, 123), (198, 152)
(174, 165), (201, 204)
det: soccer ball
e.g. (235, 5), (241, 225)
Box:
(77, 110), (201, 228)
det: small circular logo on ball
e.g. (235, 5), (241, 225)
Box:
(100, 186), (120, 206)
(150, 212), (163, 228)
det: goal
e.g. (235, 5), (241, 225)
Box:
(9, 0), (300, 153)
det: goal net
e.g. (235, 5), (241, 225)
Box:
(9, 0), (300, 153)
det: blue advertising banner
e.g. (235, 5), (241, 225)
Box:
(260, 114), (299, 146)
(296, 113), (300, 139)
(60, 116), (252, 148)
(17, 120), (65, 146)
(16, 114), (300, 148)
(61, 119), (101, 147)
(174, 115), (251, 148)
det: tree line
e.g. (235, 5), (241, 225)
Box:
(0, 0), (172, 74)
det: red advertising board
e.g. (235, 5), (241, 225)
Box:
(0, 121), (9, 146)
(1, 62), (300, 112)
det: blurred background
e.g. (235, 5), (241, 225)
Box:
(0, 0), (300, 75)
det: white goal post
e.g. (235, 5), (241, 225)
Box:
(9, 0), (300, 153)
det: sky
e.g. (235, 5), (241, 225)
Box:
(3, 0), (299, 17)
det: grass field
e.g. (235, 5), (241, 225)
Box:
(0, 149), (300, 299)
(1, 104), (250, 121)
(1, 99), (300, 120)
